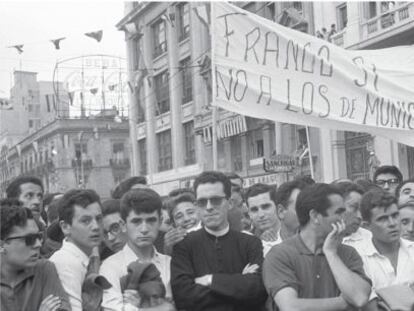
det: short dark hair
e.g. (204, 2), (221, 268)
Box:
(274, 179), (308, 207)
(333, 182), (364, 197)
(120, 188), (162, 220)
(168, 188), (194, 198)
(295, 175), (315, 186)
(395, 179), (414, 200)
(193, 171), (231, 199)
(43, 192), (62, 207)
(360, 189), (397, 222)
(6, 176), (43, 199)
(47, 199), (61, 224)
(102, 199), (121, 217)
(112, 176), (147, 199)
(245, 183), (277, 206)
(58, 189), (101, 224)
(0, 198), (22, 209)
(373, 165), (403, 183)
(167, 192), (196, 221)
(354, 178), (380, 193)
(295, 183), (342, 227)
(1, 205), (34, 240)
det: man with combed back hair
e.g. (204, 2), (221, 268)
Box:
(171, 171), (267, 311)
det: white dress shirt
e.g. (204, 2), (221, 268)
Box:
(342, 227), (373, 254)
(100, 243), (172, 311)
(357, 238), (414, 300)
(50, 239), (90, 311)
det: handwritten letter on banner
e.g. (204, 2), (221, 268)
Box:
(212, 2), (414, 146)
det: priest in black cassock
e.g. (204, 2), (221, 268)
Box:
(171, 171), (267, 311)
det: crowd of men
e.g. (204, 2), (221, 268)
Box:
(1, 165), (413, 311)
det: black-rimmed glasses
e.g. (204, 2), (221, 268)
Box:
(5, 232), (43, 246)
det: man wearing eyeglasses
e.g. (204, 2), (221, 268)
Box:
(1, 204), (71, 311)
(373, 165), (403, 196)
(100, 199), (128, 261)
(171, 171), (267, 311)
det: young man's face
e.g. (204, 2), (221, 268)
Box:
(368, 204), (401, 244)
(375, 173), (400, 195)
(196, 182), (229, 231)
(278, 188), (301, 233)
(18, 183), (43, 218)
(160, 209), (172, 232)
(398, 182), (414, 207)
(229, 178), (244, 209)
(61, 202), (103, 255)
(125, 210), (161, 248)
(318, 194), (345, 238)
(247, 192), (279, 233)
(102, 212), (127, 253)
(1, 219), (42, 270)
(172, 201), (200, 231)
(399, 205), (414, 241)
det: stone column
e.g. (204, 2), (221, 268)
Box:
(143, 27), (157, 182)
(166, 5), (184, 168)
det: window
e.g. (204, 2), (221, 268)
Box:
(364, 2), (378, 19)
(183, 121), (195, 165)
(74, 143), (87, 159)
(157, 130), (172, 171)
(29, 120), (34, 128)
(180, 58), (193, 104)
(177, 2), (190, 41)
(152, 19), (167, 58)
(282, 2), (303, 15)
(138, 138), (147, 175)
(154, 71), (170, 115)
(337, 3), (348, 30)
(112, 142), (125, 163)
(256, 140), (264, 157)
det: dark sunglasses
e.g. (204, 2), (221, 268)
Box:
(5, 232), (43, 246)
(196, 196), (226, 208)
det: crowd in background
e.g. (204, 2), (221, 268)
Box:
(1, 164), (413, 311)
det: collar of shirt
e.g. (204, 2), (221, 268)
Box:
(362, 238), (414, 257)
(204, 224), (230, 237)
(293, 234), (324, 255)
(61, 239), (90, 268)
(343, 227), (372, 243)
(187, 222), (202, 233)
(0, 265), (35, 288)
(122, 243), (163, 265)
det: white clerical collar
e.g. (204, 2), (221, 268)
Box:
(205, 224), (230, 237)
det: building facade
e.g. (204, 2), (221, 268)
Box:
(0, 117), (130, 198)
(313, 1), (414, 181)
(0, 70), (131, 198)
(117, 2), (326, 195)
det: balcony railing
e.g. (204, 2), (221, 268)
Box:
(331, 31), (345, 47)
(361, 2), (414, 40)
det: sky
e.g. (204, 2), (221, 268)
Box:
(0, 1), (127, 98)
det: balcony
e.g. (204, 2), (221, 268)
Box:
(361, 2), (414, 42)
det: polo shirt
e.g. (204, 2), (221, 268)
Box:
(0, 259), (71, 311)
(50, 239), (90, 311)
(100, 243), (172, 311)
(263, 234), (370, 310)
(357, 238), (414, 300)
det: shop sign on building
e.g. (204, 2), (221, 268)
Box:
(263, 154), (296, 173)
(243, 172), (289, 188)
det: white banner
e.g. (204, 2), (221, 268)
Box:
(212, 2), (414, 146)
